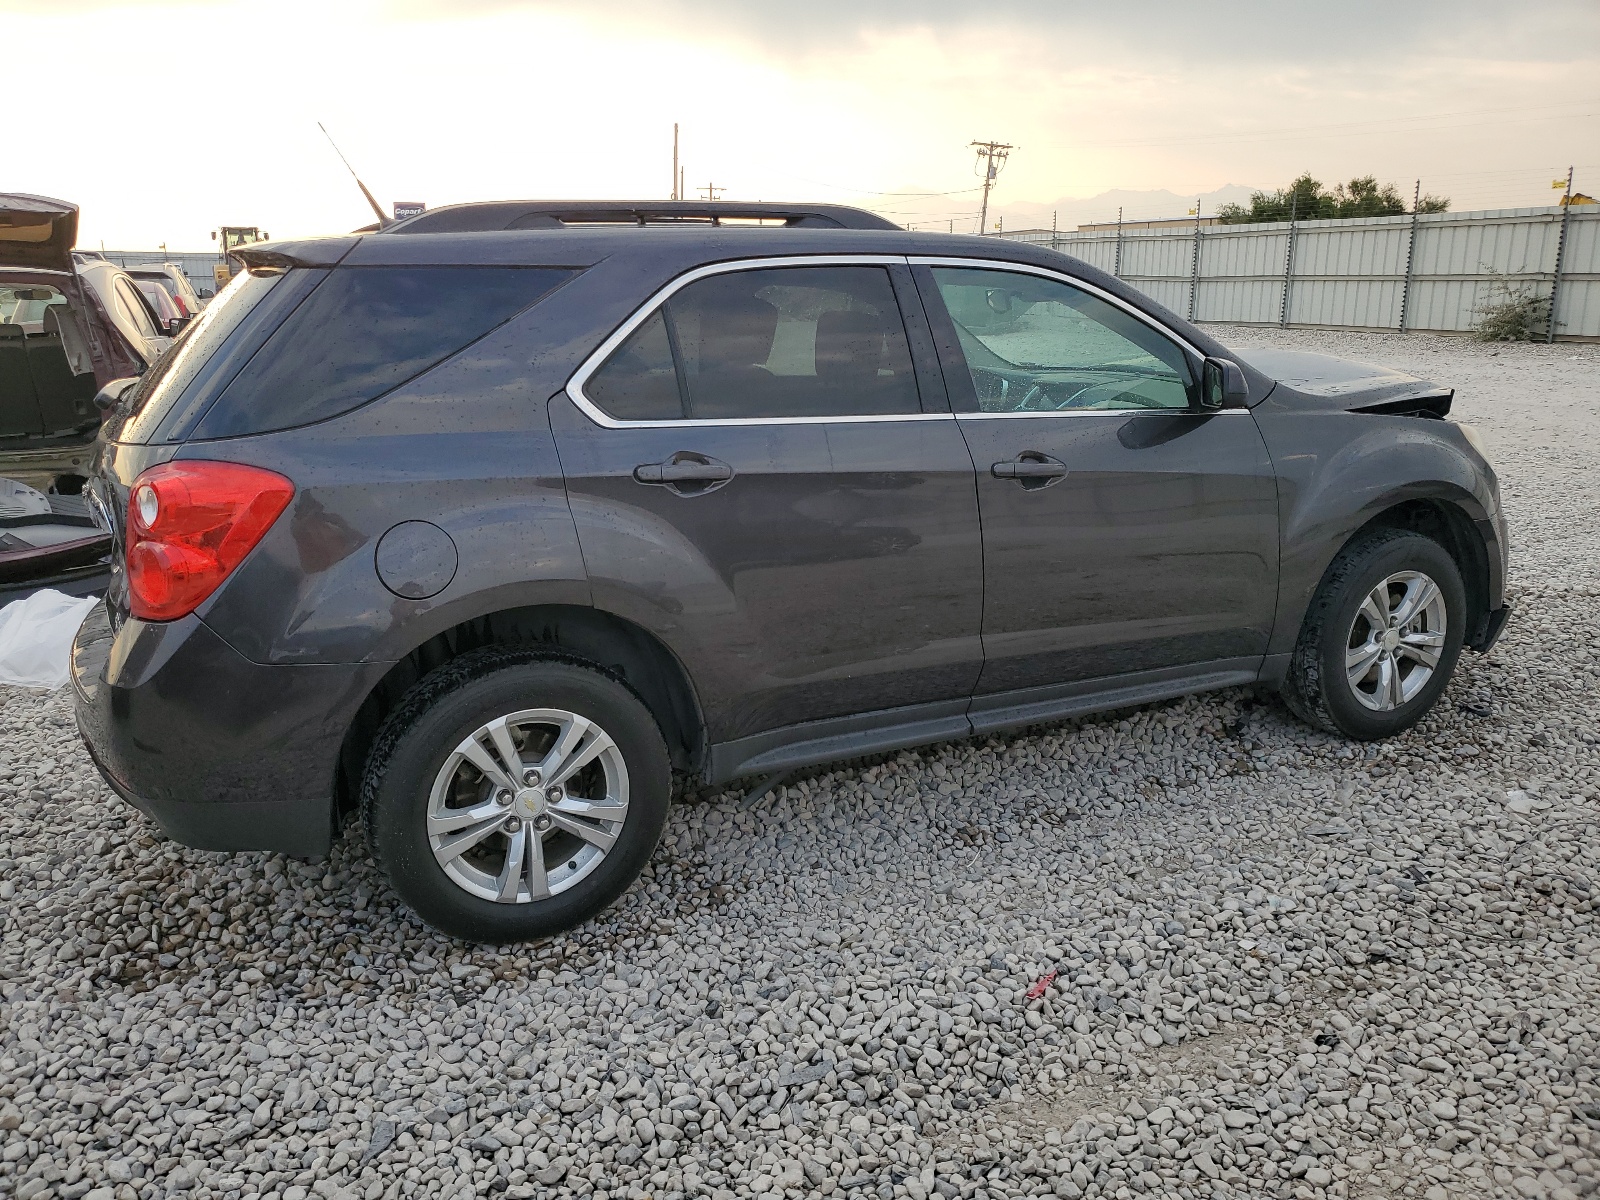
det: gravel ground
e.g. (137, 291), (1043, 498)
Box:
(2, 328), (1597, 1200)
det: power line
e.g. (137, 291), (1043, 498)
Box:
(1067, 101), (1599, 150)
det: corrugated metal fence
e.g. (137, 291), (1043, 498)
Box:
(1005, 205), (1600, 340)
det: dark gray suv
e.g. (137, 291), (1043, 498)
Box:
(71, 200), (1509, 942)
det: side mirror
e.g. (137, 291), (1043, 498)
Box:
(1201, 357), (1250, 410)
(167, 316), (189, 336)
(984, 288), (1013, 314)
(93, 377), (140, 412)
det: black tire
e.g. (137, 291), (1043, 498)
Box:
(1281, 529), (1466, 740)
(361, 649), (671, 943)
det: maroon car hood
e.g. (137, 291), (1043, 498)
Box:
(0, 194), (78, 273)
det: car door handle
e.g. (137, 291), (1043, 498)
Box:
(992, 454), (1068, 480)
(633, 454), (735, 494)
(633, 459), (733, 484)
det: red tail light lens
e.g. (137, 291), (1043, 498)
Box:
(125, 461), (294, 622)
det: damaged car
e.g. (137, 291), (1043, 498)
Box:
(1, 193), (158, 600)
(69, 199), (1509, 941)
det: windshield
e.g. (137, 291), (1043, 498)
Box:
(135, 280), (178, 321)
(0, 284), (67, 332)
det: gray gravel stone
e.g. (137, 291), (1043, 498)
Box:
(0, 329), (1597, 1200)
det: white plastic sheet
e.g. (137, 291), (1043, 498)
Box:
(0, 589), (96, 690)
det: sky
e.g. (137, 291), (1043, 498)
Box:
(6, 0), (1598, 249)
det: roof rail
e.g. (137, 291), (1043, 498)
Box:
(383, 200), (901, 234)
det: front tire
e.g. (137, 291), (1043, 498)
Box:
(361, 650), (671, 943)
(1281, 529), (1466, 740)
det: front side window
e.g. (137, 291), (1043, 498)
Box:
(583, 265), (922, 421)
(928, 267), (1194, 412)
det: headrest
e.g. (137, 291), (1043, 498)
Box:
(0, 323), (26, 341)
(685, 280), (780, 369)
(41, 304), (94, 376)
(815, 309), (887, 382)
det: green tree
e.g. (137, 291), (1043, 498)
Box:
(1216, 173), (1450, 224)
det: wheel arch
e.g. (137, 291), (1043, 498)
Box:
(334, 603), (707, 819)
(1276, 489), (1495, 663)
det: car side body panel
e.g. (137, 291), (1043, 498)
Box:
(185, 328), (592, 667)
(1252, 389), (1506, 660)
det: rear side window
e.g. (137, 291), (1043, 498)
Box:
(582, 265), (922, 421)
(585, 310), (680, 421)
(190, 266), (572, 439)
(117, 268), (287, 443)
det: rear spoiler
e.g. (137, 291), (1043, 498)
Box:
(230, 237), (359, 272)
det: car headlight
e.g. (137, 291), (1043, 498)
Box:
(1456, 422), (1492, 462)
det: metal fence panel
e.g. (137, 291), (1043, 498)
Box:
(1007, 204), (1599, 339)
(1554, 211), (1600, 338)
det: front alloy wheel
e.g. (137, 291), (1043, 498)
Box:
(1344, 571), (1448, 712)
(1281, 528), (1466, 740)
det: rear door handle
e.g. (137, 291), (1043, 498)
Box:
(992, 453), (1068, 484)
(633, 453), (735, 493)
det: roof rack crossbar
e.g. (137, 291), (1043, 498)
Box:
(382, 200), (901, 235)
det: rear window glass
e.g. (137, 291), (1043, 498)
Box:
(191, 266), (572, 440)
(116, 268), (286, 444)
(585, 310), (680, 421)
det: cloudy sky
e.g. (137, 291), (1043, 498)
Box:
(7, 0), (1597, 248)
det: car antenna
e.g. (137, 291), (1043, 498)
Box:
(318, 121), (390, 228)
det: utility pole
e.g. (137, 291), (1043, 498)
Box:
(699, 182), (725, 201)
(672, 124), (679, 200)
(1548, 165), (1575, 343)
(971, 140), (1013, 235)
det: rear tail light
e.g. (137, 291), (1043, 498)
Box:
(125, 461), (294, 622)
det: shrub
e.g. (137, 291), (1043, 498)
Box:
(1471, 270), (1549, 341)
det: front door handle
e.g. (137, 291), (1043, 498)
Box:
(992, 452), (1068, 488)
(633, 453), (734, 494)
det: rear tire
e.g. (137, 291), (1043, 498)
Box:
(361, 650), (671, 943)
(1281, 529), (1466, 740)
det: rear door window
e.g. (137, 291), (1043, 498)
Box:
(581, 265), (924, 421)
(189, 266), (573, 440)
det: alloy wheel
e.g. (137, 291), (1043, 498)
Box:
(1344, 570), (1448, 712)
(426, 708), (629, 903)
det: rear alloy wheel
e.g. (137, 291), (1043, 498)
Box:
(363, 653), (670, 942)
(427, 708), (631, 905)
(1281, 529), (1466, 740)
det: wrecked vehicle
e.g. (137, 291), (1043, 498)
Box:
(2, 194), (162, 496)
(0, 476), (108, 605)
(0, 193), (170, 601)
(69, 199), (1508, 942)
